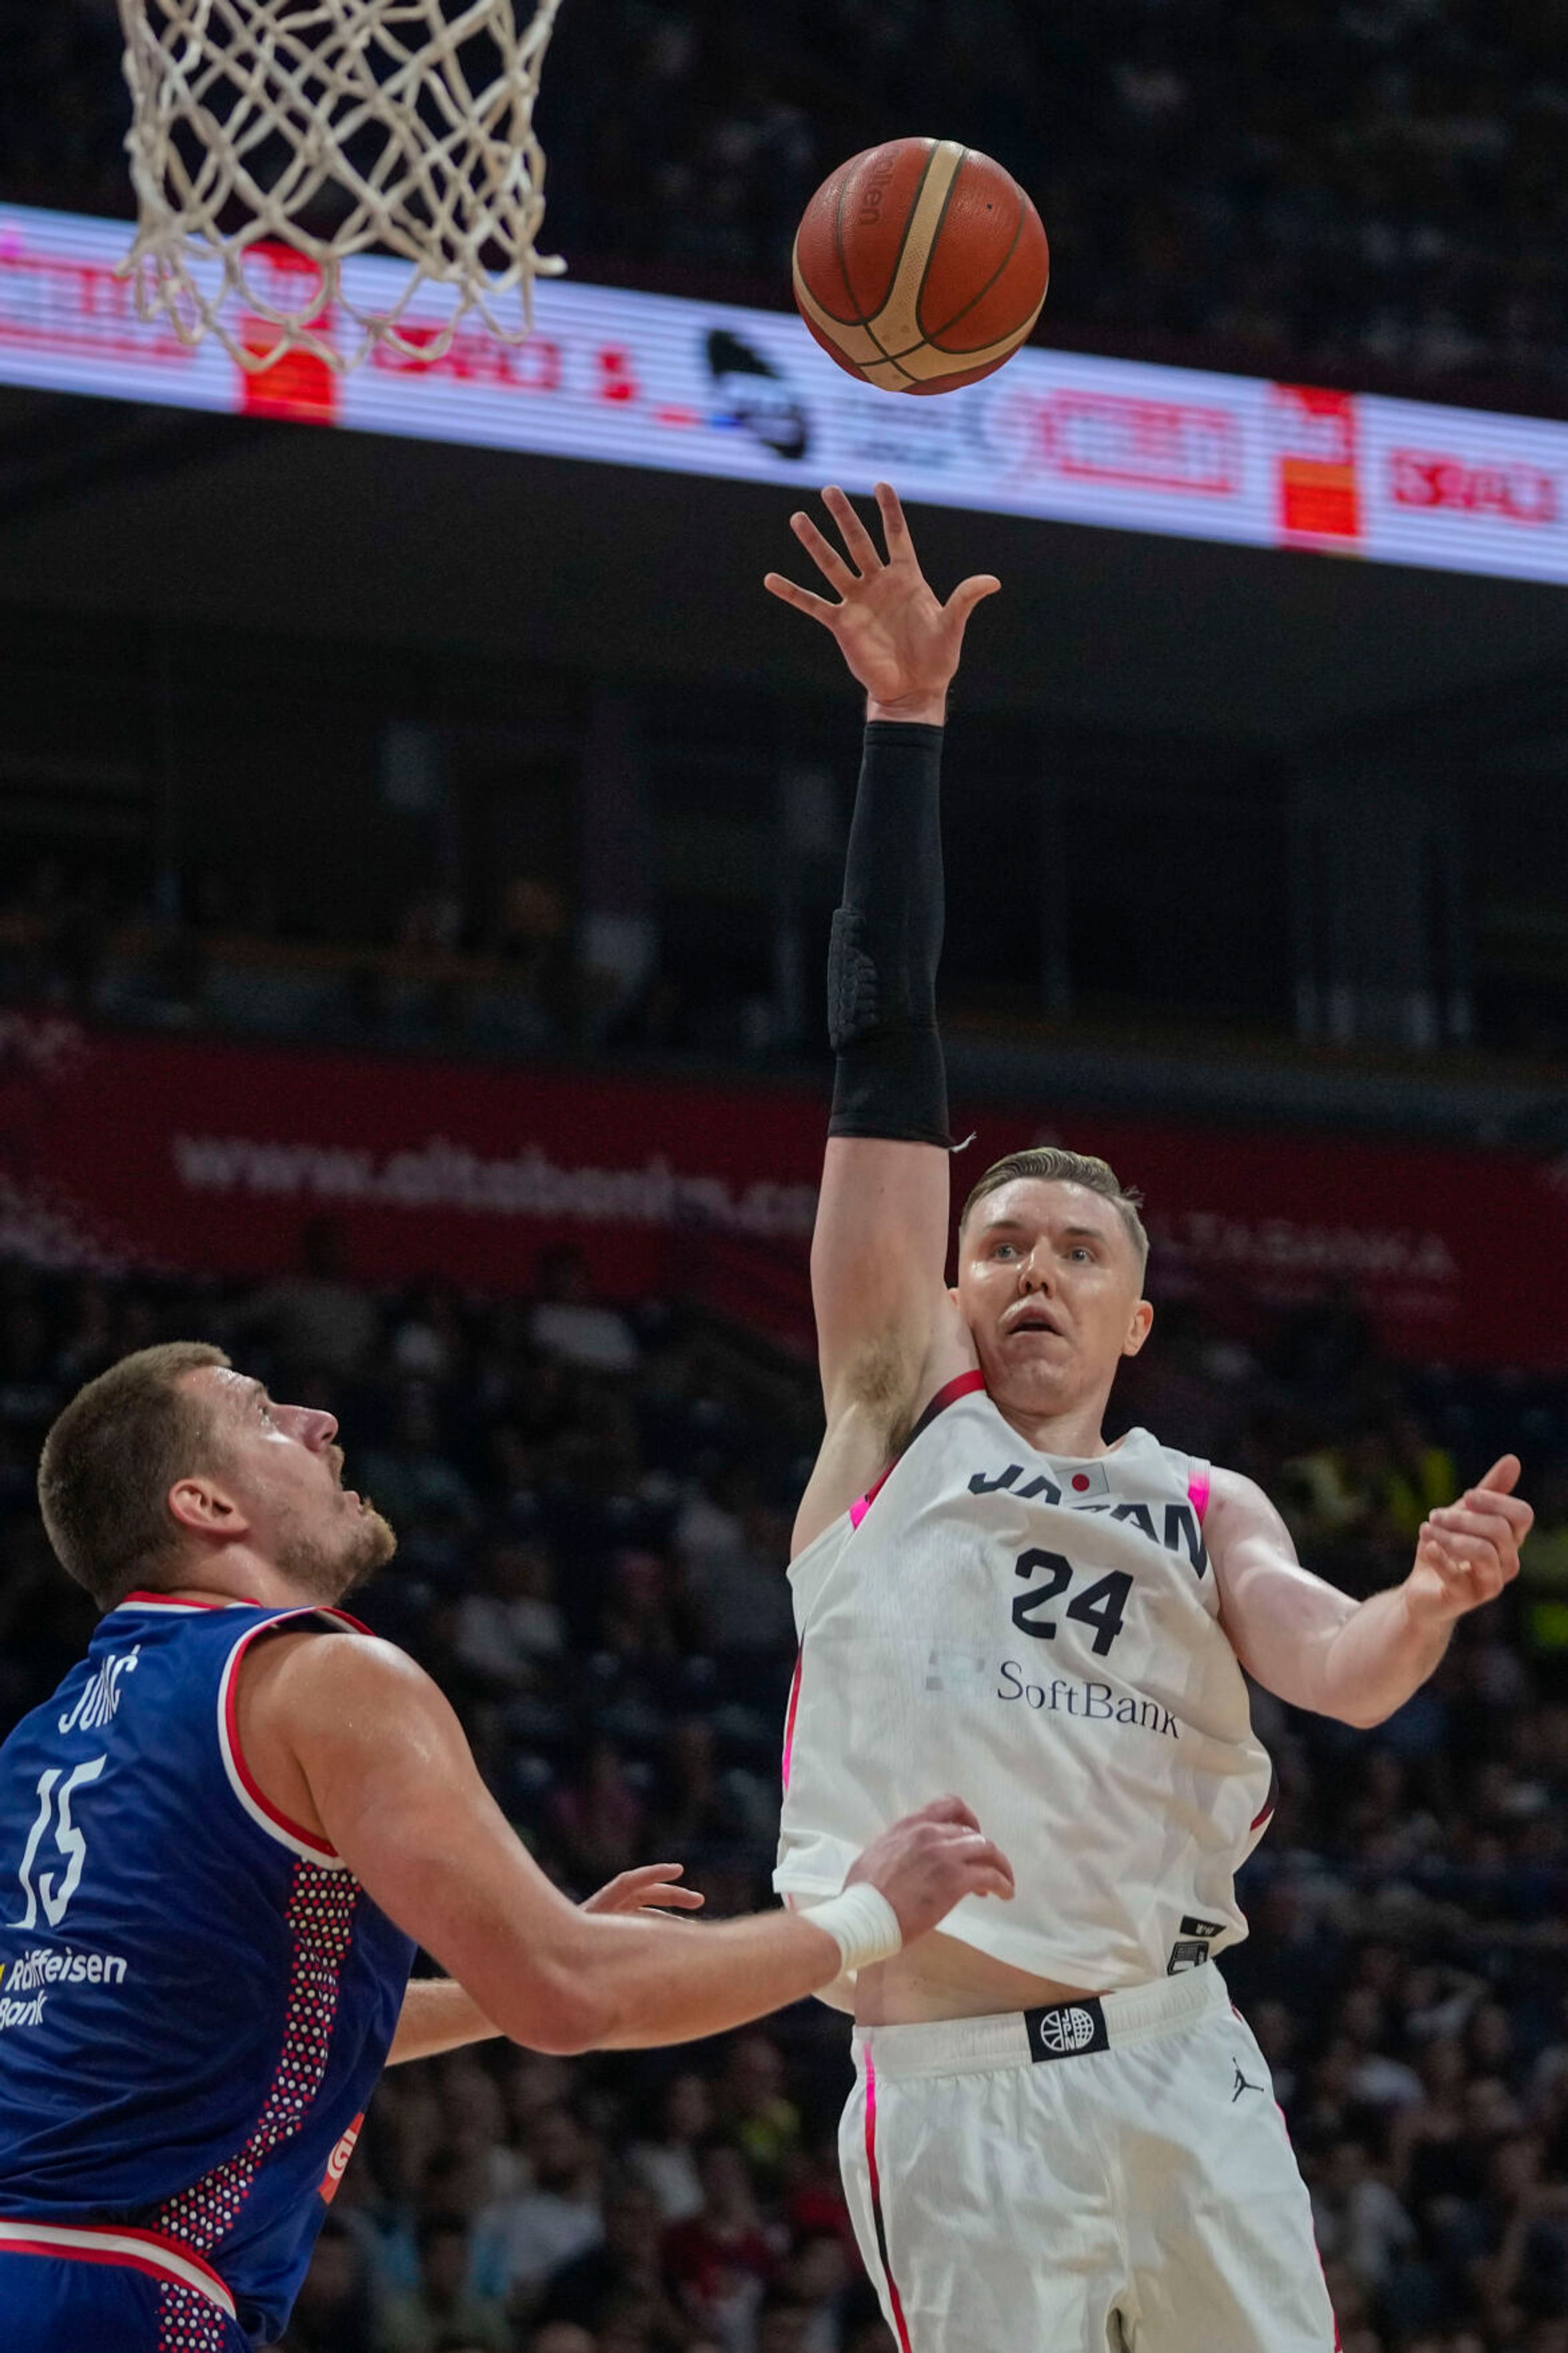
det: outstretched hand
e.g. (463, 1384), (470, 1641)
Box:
(581, 1863), (706, 1917)
(764, 481), (1000, 722)
(1404, 1454), (1534, 1629)
(846, 1792), (1013, 1945)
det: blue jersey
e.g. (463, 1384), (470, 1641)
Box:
(0, 1593), (416, 2348)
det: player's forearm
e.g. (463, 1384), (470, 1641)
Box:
(1316, 1583), (1452, 1728)
(386, 1976), (502, 2064)
(564, 1906), (844, 2051)
(827, 720), (950, 1148)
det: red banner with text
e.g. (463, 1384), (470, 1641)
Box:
(1, 1013), (1564, 1368)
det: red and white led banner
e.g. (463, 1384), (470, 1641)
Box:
(2, 205), (1567, 586)
(2, 1012), (1566, 1368)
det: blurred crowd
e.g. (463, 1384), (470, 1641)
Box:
(2, 1242), (1568, 2353)
(0, 856), (708, 1063)
(7, 1), (1568, 400)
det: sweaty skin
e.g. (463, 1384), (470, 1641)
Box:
(768, 483), (1535, 2030)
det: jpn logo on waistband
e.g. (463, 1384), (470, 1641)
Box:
(1027, 1999), (1109, 2062)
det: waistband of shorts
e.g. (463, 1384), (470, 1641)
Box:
(0, 2217), (237, 2320)
(851, 1961), (1230, 2079)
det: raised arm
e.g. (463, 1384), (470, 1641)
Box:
(764, 485), (999, 1549)
(239, 1629), (1012, 2054)
(1208, 1455), (1532, 1727)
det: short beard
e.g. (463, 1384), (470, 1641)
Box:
(276, 1500), (397, 1607)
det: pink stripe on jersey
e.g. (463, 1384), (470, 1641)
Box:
(1187, 1466), (1211, 1522)
(780, 1653), (804, 1793)
(863, 2051), (914, 2353)
(850, 1370), (987, 1535)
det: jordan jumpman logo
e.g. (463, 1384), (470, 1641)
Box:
(1231, 2056), (1266, 2102)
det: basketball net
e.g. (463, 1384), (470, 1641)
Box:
(115, 0), (566, 372)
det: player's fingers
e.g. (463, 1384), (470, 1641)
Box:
(821, 483), (884, 574)
(763, 571), (840, 622)
(914, 1793), (984, 1831)
(874, 479), (913, 550)
(790, 508), (861, 591)
(1475, 1453), (1522, 1495)
(1429, 1504), (1518, 1551)
(618, 1863), (688, 1888)
(1461, 1486), (1533, 1535)
(954, 1838), (1015, 1897)
(649, 1885), (706, 1910)
(1418, 1527), (1508, 1593)
(1412, 1524), (1488, 1562)
(945, 573), (1001, 625)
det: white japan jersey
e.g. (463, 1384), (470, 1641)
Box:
(775, 1373), (1275, 1990)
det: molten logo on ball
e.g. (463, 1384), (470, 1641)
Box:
(793, 136), (1049, 397)
(857, 154), (897, 228)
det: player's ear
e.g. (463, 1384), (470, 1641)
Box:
(167, 1475), (251, 1544)
(1123, 1299), (1154, 1358)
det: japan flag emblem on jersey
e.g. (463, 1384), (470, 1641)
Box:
(1064, 1464), (1110, 1500)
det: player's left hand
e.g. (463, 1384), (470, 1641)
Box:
(580, 1862), (706, 1916)
(1403, 1454), (1533, 1629)
(764, 481), (999, 718)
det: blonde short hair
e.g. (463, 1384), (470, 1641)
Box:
(959, 1147), (1148, 1280)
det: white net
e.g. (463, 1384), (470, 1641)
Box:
(115, 0), (566, 371)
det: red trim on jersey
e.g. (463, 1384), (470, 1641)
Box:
(851, 1369), (987, 1530)
(1187, 1467), (1211, 1523)
(120, 1591), (231, 1612)
(0, 2218), (236, 2317)
(863, 2052), (914, 2353)
(1251, 1760), (1279, 1832)
(222, 1615), (350, 1859)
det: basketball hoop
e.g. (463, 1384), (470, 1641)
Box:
(114, 0), (566, 372)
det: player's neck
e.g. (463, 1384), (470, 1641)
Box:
(990, 1393), (1115, 1461)
(152, 1551), (342, 1613)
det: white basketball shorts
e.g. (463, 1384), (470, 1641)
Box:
(840, 1965), (1339, 2353)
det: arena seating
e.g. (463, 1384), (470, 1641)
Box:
(3, 1257), (1567, 2351)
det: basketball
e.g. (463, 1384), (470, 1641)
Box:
(792, 137), (1049, 396)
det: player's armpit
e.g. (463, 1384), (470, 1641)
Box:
(793, 1254), (972, 1555)
(255, 1632), (610, 2052)
(1205, 1468), (1357, 1717)
(797, 1137), (974, 1556)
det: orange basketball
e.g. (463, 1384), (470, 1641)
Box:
(792, 137), (1049, 396)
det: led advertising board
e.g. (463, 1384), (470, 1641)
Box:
(1, 205), (1565, 587)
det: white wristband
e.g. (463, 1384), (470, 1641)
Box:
(808, 1885), (904, 1973)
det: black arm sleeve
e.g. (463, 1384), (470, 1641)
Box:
(826, 720), (951, 1148)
